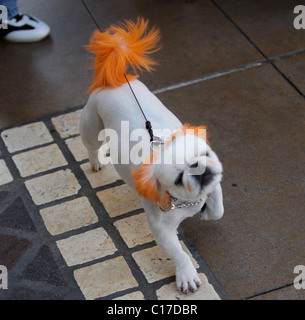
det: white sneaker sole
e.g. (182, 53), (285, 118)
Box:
(4, 16), (50, 43)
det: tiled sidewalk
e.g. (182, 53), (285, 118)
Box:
(1, 0), (305, 300)
(0, 109), (225, 300)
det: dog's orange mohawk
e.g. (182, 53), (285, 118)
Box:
(87, 17), (161, 93)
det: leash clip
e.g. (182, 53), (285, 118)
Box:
(150, 136), (164, 152)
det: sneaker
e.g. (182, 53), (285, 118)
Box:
(0, 14), (50, 43)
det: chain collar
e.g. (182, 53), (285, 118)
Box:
(171, 197), (205, 210)
(158, 195), (206, 212)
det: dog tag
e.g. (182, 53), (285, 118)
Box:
(158, 199), (175, 212)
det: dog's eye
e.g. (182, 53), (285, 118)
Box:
(200, 151), (210, 157)
(190, 162), (198, 168)
(175, 172), (183, 185)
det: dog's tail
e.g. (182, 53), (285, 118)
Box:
(87, 17), (161, 93)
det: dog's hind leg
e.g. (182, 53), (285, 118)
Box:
(80, 102), (104, 171)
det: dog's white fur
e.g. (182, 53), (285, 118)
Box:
(80, 79), (224, 293)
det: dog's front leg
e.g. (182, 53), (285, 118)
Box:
(143, 201), (201, 293)
(201, 183), (224, 221)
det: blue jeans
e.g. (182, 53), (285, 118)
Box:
(0, 0), (19, 19)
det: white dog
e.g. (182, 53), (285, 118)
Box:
(80, 18), (224, 293)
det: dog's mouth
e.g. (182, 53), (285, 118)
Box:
(192, 168), (223, 199)
(192, 167), (214, 186)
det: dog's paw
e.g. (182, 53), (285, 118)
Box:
(176, 265), (201, 294)
(201, 209), (211, 221)
(200, 203), (212, 221)
(88, 151), (102, 171)
(200, 204), (224, 221)
(91, 161), (102, 172)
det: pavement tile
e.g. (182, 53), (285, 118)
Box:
(39, 197), (98, 235)
(0, 191), (8, 202)
(274, 53), (305, 95)
(73, 256), (138, 299)
(81, 162), (121, 188)
(156, 273), (220, 300)
(1, 122), (53, 153)
(132, 246), (175, 283)
(216, 0), (305, 57)
(51, 110), (81, 138)
(114, 212), (153, 248)
(6, 287), (66, 300)
(0, 159), (13, 185)
(96, 184), (142, 217)
(56, 227), (117, 266)
(0, 197), (36, 232)
(132, 243), (198, 284)
(114, 291), (145, 300)
(0, 235), (32, 270)
(25, 169), (81, 205)
(65, 135), (88, 162)
(12, 144), (68, 177)
(20, 245), (67, 287)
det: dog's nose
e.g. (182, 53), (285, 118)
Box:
(192, 167), (213, 186)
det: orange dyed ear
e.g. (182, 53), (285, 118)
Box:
(132, 164), (159, 202)
(168, 123), (209, 145)
(184, 123), (208, 142)
(131, 164), (171, 210)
